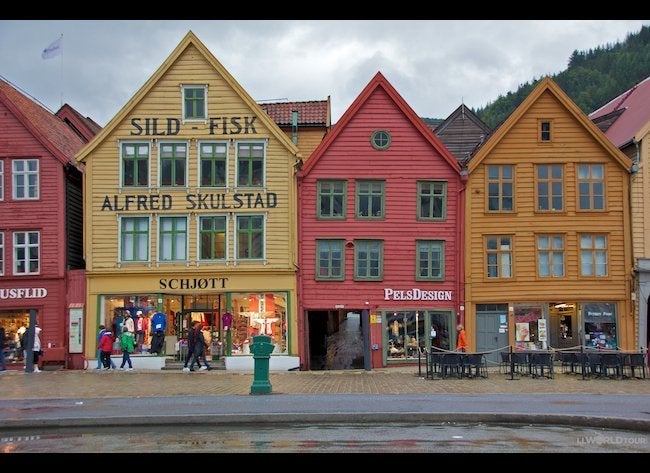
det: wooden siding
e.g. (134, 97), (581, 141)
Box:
(630, 130), (650, 261)
(300, 86), (462, 309)
(0, 101), (68, 279)
(84, 44), (297, 274)
(278, 126), (328, 160)
(465, 89), (632, 347)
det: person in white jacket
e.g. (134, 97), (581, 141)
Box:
(32, 326), (42, 372)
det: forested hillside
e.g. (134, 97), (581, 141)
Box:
(474, 25), (650, 129)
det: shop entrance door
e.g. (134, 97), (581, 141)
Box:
(476, 305), (509, 365)
(548, 303), (576, 350)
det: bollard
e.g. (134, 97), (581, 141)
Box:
(250, 334), (274, 394)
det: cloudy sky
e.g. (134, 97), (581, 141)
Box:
(1, 19), (648, 127)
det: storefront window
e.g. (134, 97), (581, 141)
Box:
(230, 293), (287, 355)
(102, 294), (161, 352)
(514, 303), (547, 350)
(0, 310), (30, 364)
(386, 311), (424, 360)
(429, 311), (452, 351)
(582, 302), (617, 349)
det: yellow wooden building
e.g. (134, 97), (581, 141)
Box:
(76, 31), (301, 369)
(464, 77), (634, 362)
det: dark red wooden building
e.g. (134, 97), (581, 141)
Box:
(0, 79), (93, 370)
(297, 72), (465, 370)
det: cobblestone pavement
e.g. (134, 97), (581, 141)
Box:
(1, 366), (649, 399)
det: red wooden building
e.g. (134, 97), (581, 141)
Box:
(0, 79), (93, 370)
(297, 72), (464, 370)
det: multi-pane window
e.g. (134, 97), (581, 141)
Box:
(486, 236), (512, 278)
(236, 215), (264, 260)
(0, 232), (3, 275)
(417, 240), (444, 280)
(14, 231), (39, 274)
(159, 217), (187, 261)
(538, 235), (564, 277)
(418, 181), (446, 220)
(540, 121), (552, 141)
(237, 143), (264, 187)
(182, 85), (207, 121)
(580, 234), (607, 277)
(122, 143), (149, 187)
(160, 143), (187, 187)
(487, 165), (513, 211)
(120, 217), (149, 262)
(200, 142), (227, 187)
(354, 240), (383, 280)
(316, 239), (344, 280)
(356, 180), (384, 218)
(578, 164), (605, 210)
(12, 159), (39, 199)
(371, 130), (391, 150)
(317, 180), (346, 219)
(536, 164), (563, 211)
(199, 216), (227, 261)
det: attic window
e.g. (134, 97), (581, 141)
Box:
(539, 120), (552, 142)
(371, 130), (391, 150)
(182, 84), (207, 122)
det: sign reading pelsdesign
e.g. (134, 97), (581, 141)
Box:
(383, 288), (452, 301)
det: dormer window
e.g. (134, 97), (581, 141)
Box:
(182, 84), (207, 122)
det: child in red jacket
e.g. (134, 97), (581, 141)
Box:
(98, 329), (115, 370)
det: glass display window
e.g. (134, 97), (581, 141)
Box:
(514, 303), (547, 350)
(230, 292), (287, 355)
(582, 302), (618, 349)
(386, 311), (425, 360)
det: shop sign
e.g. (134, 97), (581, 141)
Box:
(159, 277), (228, 290)
(0, 287), (48, 299)
(101, 192), (277, 211)
(383, 288), (452, 301)
(129, 116), (258, 136)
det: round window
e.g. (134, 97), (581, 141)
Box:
(371, 130), (391, 150)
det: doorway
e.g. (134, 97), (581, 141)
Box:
(548, 303), (576, 350)
(307, 310), (364, 370)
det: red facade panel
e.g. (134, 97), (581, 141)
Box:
(298, 73), (465, 369)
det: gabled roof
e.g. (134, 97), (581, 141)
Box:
(77, 31), (299, 162)
(0, 78), (86, 166)
(260, 99), (330, 127)
(469, 77), (632, 173)
(300, 71), (461, 176)
(589, 75), (650, 148)
(56, 103), (102, 143)
(434, 103), (491, 164)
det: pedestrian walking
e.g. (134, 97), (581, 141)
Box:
(98, 328), (115, 370)
(189, 323), (212, 371)
(96, 325), (116, 370)
(456, 324), (468, 353)
(182, 320), (201, 372)
(31, 325), (43, 372)
(119, 325), (135, 371)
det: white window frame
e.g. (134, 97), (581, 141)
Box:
(12, 159), (39, 200)
(118, 215), (151, 264)
(157, 215), (189, 263)
(0, 232), (4, 275)
(157, 140), (189, 188)
(13, 230), (40, 275)
(119, 140), (152, 189)
(181, 84), (208, 123)
(197, 140), (230, 188)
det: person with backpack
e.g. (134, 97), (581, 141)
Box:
(118, 325), (135, 371)
(188, 323), (212, 372)
(98, 328), (115, 370)
(182, 320), (201, 372)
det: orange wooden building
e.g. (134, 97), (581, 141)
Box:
(464, 77), (634, 363)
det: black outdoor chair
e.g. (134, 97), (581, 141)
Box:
(599, 352), (624, 379)
(463, 353), (488, 378)
(624, 353), (647, 379)
(440, 353), (463, 379)
(530, 352), (554, 379)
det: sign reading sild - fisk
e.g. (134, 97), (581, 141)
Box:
(100, 192), (278, 211)
(129, 116), (257, 136)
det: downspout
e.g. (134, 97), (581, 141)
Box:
(295, 165), (306, 369)
(457, 166), (468, 333)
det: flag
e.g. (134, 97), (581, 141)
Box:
(41, 35), (62, 60)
